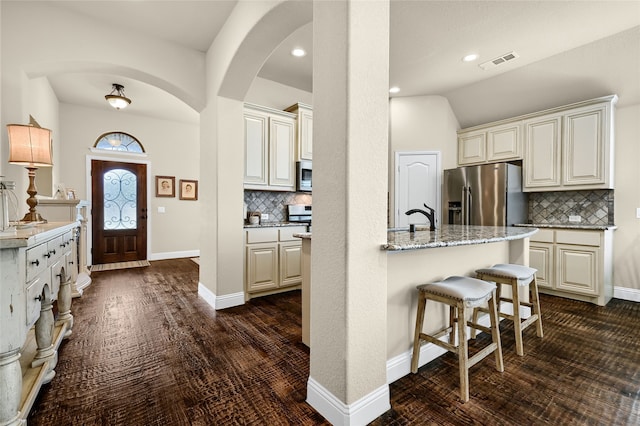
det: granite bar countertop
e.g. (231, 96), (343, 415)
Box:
(244, 222), (309, 229)
(292, 225), (538, 250)
(383, 225), (538, 251)
(514, 223), (617, 231)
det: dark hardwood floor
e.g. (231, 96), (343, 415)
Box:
(29, 259), (639, 425)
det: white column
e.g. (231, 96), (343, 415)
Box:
(308, 1), (390, 425)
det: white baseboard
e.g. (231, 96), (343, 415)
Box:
(149, 249), (200, 261)
(197, 283), (244, 310)
(614, 286), (640, 302)
(307, 377), (390, 426)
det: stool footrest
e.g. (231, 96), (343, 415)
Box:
(418, 332), (457, 354)
(467, 321), (491, 335)
(468, 343), (500, 370)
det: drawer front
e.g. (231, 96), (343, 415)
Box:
(46, 235), (65, 263)
(530, 229), (554, 243)
(26, 243), (48, 282)
(246, 228), (278, 244)
(556, 230), (600, 247)
(279, 226), (307, 242)
(26, 275), (45, 327)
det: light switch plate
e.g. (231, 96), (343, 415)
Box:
(637, 208), (640, 219)
(569, 215), (581, 222)
(158, 206), (165, 213)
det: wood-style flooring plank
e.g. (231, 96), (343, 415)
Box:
(28, 259), (640, 425)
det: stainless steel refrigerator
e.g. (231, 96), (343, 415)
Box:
(443, 163), (528, 226)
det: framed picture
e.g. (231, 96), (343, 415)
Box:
(179, 179), (198, 200)
(156, 176), (175, 197)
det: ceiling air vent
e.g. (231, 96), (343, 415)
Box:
(479, 51), (520, 70)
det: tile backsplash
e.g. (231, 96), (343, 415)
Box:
(528, 189), (614, 225)
(244, 190), (312, 222)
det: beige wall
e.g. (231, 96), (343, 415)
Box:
(613, 103), (640, 291)
(59, 103), (200, 259)
(245, 76), (312, 110)
(388, 95), (460, 227)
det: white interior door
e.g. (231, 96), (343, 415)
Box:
(395, 152), (440, 228)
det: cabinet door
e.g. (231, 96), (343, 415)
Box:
(269, 116), (296, 189)
(298, 108), (313, 160)
(279, 241), (302, 288)
(487, 122), (521, 162)
(246, 243), (278, 293)
(555, 244), (598, 296)
(457, 131), (486, 165)
(529, 242), (554, 290)
(523, 114), (562, 190)
(563, 104), (608, 187)
(244, 111), (268, 186)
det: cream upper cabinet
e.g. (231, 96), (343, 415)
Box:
(244, 104), (296, 191)
(523, 96), (616, 192)
(285, 103), (313, 161)
(523, 113), (563, 189)
(457, 121), (521, 166)
(243, 110), (269, 186)
(529, 227), (614, 306)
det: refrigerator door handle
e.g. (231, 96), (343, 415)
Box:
(466, 186), (472, 225)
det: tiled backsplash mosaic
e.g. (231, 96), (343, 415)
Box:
(528, 189), (614, 225)
(244, 190), (312, 222)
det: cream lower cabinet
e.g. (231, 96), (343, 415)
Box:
(245, 226), (306, 298)
(529, 228), (614, 306)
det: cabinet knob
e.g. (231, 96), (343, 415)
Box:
(31, 259), (40, 266)
(44, 252), (52, 258)
(35, 295), (42, 301)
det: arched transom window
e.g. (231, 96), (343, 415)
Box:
(94, 132), (145, 153)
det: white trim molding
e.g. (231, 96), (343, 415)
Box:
(614, 286), (640, 303)
(307, 377), (390, 426)
(149, 250), (200, 261)
(197, 283), (244, 310)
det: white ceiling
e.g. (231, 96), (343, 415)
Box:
(45, 0), (640, 126)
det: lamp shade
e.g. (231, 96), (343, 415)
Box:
(7, 124), (53, 167)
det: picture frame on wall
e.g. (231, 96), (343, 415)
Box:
(179, 179), (198, 200)
(156, 176), (175, 197)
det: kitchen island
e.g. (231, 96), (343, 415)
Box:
(296, 224), (538, 382)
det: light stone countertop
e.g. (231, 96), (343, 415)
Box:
(514, 223), (617, 231)
(383, 225), (538, 251)
(293, 225), (538, 250)
(244, 222), (309, 229)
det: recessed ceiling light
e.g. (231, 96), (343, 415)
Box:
(291, 48), (306, 57)
(462, 53), (479, 62)
(389, 86), (400, 94)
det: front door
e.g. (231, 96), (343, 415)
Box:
(91, 160), (147, 264)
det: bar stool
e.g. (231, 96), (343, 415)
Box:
(473, 264), (543, 356)
(411, 276), (504, 402)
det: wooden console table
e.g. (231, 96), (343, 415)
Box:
(0, 222), (78, 425)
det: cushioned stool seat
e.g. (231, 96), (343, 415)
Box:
(473, 264), (543, 356)
(411, 276), (504, 402)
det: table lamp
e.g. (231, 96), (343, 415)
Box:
(6, 124), (53, 222)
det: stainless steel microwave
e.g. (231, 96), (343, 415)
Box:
(296, 160), (312, 192)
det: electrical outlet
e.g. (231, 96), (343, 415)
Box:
(261, 213), (269, 221)
(569, 215), (581, 223)
(158, 206), (165, 213)
(637, 208), (640, 219)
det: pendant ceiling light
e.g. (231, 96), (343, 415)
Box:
(105, 83), (131, 110)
